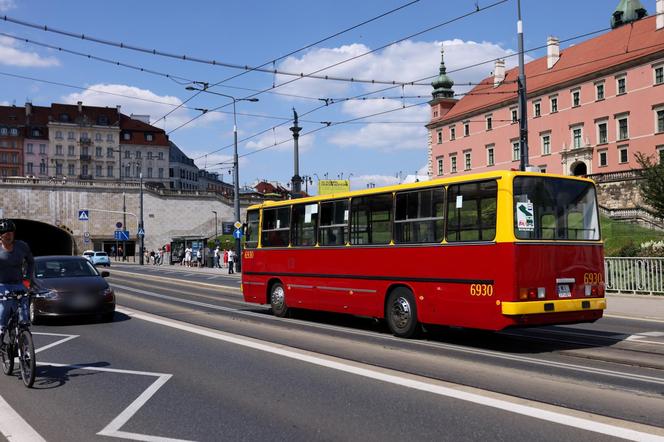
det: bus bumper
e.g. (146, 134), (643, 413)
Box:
(501, 298), (606, 315)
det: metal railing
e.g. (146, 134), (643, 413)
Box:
(605, 257), (664, 294)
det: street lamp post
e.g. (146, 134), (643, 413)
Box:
(185, 85), (258, 273)
(139, 171), (144, 265)
(212, 210), (218, 239)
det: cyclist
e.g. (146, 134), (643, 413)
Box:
(0, 219), (34, 342)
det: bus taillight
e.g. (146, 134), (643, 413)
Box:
(519, 287), (545, 300)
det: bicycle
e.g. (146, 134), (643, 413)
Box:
(0, 290), (36, 388)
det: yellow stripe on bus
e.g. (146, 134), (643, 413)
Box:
(501, 298), (606, 315)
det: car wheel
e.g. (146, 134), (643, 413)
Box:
(29, 301), (40, 325)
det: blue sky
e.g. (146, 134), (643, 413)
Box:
(0, 0), (641, 192)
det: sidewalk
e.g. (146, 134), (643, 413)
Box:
(605, 293), (664, 321)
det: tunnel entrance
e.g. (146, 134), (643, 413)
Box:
(12, 219), (75, 256)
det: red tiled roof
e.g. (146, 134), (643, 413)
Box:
(441, 16), (664, 122)
(119, 114), (169, 146)
(0, 105), (25, 126)
(49, 103), (120, 125)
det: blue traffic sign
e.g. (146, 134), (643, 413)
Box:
(233, 228), (242, 239)
(78, 210), (89, 221)
(114, 230), (130, 241)
(137, 228), (145, 237)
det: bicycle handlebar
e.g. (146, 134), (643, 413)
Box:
(0, 290), (31, 300)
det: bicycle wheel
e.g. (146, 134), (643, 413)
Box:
(0, 341), (14, 376)
(18, 330), (35, 388)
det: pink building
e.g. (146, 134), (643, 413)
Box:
(428, 1), (664, 178)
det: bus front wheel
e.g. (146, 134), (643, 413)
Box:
(270, 282), (289, 318)
(386, 288), (419, 338)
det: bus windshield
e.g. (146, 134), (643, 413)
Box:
(513, 176), (600, 241)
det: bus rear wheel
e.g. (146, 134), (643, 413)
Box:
(270, 282), (290, 318)
(386, 288), (419, 338)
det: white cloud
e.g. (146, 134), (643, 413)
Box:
(245, 125), (315, 153)
(0, 0), (15, 12)
(61, 84), (222, 130)
(349, 174), (400, 191)
(0, 36), (60, 67)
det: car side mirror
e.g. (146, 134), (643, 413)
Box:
(101, 271), (110, 278)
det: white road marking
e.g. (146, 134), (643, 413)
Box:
(0, 395), (47, 441)
(114, 284), (664, 387)
(118, 306), (664, 441)
(604, 314), (664, 324)
(0, 332), (188, 442)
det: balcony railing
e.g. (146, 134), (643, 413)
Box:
(78, 174), (93, 180)
(80, 154), (92, 161)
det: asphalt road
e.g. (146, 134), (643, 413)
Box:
(1, 263), (663, 441)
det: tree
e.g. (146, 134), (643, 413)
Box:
(635, 151), (664, 219)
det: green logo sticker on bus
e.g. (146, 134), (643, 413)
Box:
(516, 202), (534, 231)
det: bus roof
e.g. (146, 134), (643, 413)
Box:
(247, 171), (595, 210)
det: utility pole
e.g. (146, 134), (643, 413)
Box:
(290, 108), (302, 197)
(139, 171), (144, 265)
(517, 0), (529, 172)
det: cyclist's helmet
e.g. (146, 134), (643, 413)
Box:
(0, 219), (16, 234)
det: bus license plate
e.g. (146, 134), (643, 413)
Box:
(557, 284), (571, 298)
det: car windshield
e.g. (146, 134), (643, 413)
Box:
(83, 252), (93, 257)
(36, 259), (99, 279)
(95, 252), (108, 257)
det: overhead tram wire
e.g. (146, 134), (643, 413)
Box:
(181, 1), (511, 148)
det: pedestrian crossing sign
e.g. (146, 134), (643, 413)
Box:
(137, 227), (145, 237)
(78, 210), (89, 221)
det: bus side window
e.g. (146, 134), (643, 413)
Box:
(245, 210), (260, 249)
(319, 199), (348, 246)
(292, 203), (318, 246)
(351, 193), (392, 245)
(395, 187), (445, 244)
(446, 180), (497, 242)
(262, 207), (291, 247)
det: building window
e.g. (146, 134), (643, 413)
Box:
(533, 101), (541, 118)
(158, 152), (164, 160)
(511, 108), (518, 123)
(437, 157), (444, 175)
(656, 108), (664, 133)
(655, 66), (664, 85)
(27, 163), (33, 174)
(123, 132), (131, 141)
(55, 131), (63, 140)
(125, 165), (130, 177)
(541, 134), (551, 155)
(81, 132), (89, 140)
(550, 96), (558, 113)
(39, 144), (46, 155)
(619, 145), (629, 164)
(39, 160), (46, 174)
(436, 130), (442, 144)
(124, 150), (130, 159)
(512, 141), (520, 161)
(147, 167), (153, 178)
(95, 133), (102, 141)
(596, 82), (605, 101)
(617, 116), (629, 140)
(158, 168), (164, 178)
(449, 126), (456, 140)
(572, 89), (580, 107)
(32, 129), (40, 137)
(27, 143), (33, 154)
(107, 134), (114, 142)
(55, 145), (63, 156)
(68, 164), (75, 176)
(67, 131), (75, 140)
(136, 151), (142, 159)
(658, 146), (664, 164)
(450, 155), (457, 173)
(147, 152), (154, 160)
(486, 145), (495, 166)
(96, 146), (103, 157)
(55, 162), (63, 176)
(464, 151), (471, 170)
(463, 122), (470, 137)
(572, 127), (583, 148)
(145, 133), (154, 142)
(95, 165), (102, 177)
(599, 150), (608, 167)
(539, 166), (547, 173)
(486, 115), (493, 131)
(68, 145), (75, 156)
(81, 165), (89, 176)
(107, 148), (114, 158)
(597, 121), (608, 144)
(433, 110), (438, 118)
(617, 75), (626, 95)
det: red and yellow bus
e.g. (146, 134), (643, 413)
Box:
(241, 171), (605, 337)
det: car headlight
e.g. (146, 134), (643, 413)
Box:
(36, 289), (59, 300)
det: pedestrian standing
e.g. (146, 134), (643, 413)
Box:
(228, 250), (235, 274)
(223, 249), (228, 268)
(184, 247), (192, 267)
(214, 246), (220, 268)
(196, 249), (202, 268)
